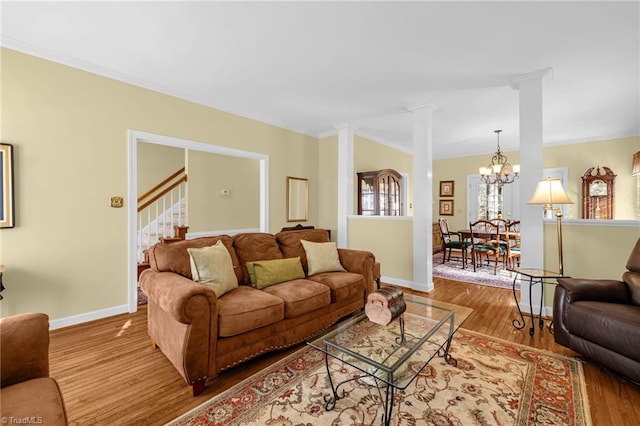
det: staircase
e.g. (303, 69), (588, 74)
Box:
(137, 168), (189, 277)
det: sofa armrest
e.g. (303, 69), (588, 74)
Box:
(139, 270), (217, 324)
(0, 313), (50, 388)
(338, 248), (376, 296)
(556, 277), (631, 304)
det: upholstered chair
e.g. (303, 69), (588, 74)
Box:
(0, 313), (68, 425)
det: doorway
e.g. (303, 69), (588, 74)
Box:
(127, 130), (269, 312)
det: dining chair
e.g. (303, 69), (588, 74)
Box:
(505, 220), (521, 269)
(437, 218), (470, 268)
(469, 219), (505, 274)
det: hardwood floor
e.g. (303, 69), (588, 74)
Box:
(49, 278), (640, 425)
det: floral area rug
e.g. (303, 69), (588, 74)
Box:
(168, 328), (590, 426)
(433, 252), (520, 290)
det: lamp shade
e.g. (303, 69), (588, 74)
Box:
(633, 151), (640, 176)
(528, 178), (573, 205)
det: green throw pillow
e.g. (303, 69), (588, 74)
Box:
(300, 240), (346, 275)
(187, 240), (238, 297)
(247, 257), (305, 290)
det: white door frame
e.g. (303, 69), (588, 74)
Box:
(127, 130), (269, 313)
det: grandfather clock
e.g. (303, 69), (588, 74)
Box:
(581, 166), (616, 219)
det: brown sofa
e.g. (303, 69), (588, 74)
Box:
(553, 237), (640, 384)
(0, 313), (68, 425)
(139, 229), (376, 395)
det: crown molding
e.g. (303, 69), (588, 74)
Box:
(510, 67), (554, 89)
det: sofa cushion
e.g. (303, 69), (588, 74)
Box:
(148, 236), (245, 282)
(276, 229), (331, 272)
(0, 377), (67, 425)
(217, 286), (284, 337)
(263, 279), (331, 318)
(246, 257), (305, 289)
(301, 240), (346, 276)
(233, 233), (283, 284)
(307, 272), (365, 303)
(566, 301), (640, 362)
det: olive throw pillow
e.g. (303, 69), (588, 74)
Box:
(187, 240), (238, 297)
(246, 257), (305, 290)
(300, 239), (346, 275)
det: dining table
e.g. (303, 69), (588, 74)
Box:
(456, 229), (520, 243)
(456, 229), (520, 271)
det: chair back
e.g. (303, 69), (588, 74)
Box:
(506, 220), (521, 248)
(506, 220), (521, 233)
(469, 219), (497, 244)
(438, 218), (453, 243)
(489, 218), (507, 233)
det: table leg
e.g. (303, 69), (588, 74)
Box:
(322, 350), (340, 411)
(528, 276), (535, 336)
(512, 274), (526, 330)
(382, 380), (395, 426)
(538, 280), (545, 331)
(437, 333), (458, 366)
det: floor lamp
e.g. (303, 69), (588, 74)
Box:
(527, 178), (573, 275)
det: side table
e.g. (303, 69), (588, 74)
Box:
(509, 267), (567, 336)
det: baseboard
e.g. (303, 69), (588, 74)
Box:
(517, 302), (553, 318)
(381, 276), (434, 293)
(49, 304), (129, 330)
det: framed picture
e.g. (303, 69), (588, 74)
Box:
(1, 143), (15, 228)
(439, 180), (454, 197)
(439, 199), (454, 216)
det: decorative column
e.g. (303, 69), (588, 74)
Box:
(336, 124), (355, 248)
(407, 104), (436, 292)
(510, 68), (553, 312)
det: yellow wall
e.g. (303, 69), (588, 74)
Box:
(433, 136), (639, 230)
(0, 48), (317, 320)
(542, 223), (640, 306)
(354, 136), (414, 215)
(137, 143), (185, 195)
(348, 217), (413, 281)
(187, 152), (260, 232)
(544, 137), (639, 219)
(1, 47), (637, 322)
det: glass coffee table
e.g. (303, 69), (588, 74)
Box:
(307, 293), (472, 426)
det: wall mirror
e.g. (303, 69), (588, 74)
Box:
(287, 176), (308, 222)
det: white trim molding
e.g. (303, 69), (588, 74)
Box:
(127, 130), (269, 314)
(49, 305), (129, 330)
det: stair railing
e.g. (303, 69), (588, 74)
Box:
(137, 168), (188, 262)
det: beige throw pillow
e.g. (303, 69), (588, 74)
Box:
(187, 240), (238, 297)
(300, 240), (346, 276)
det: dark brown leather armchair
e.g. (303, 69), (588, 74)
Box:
(553, 237), (640, 384)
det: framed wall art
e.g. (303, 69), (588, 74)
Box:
(439, 199), (454, 216)
(1, 143), (15, 228)
(439, 180), (454, 197)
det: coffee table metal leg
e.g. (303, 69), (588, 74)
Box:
(382, 381), (395, 426)
(395, 315), (405, 345)
(437, 333), (458, 366)
(322, 351), (340, 410)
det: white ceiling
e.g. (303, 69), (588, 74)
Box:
(2, 1), (638, 158)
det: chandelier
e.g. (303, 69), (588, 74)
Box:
(479, 130), (520, 187)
